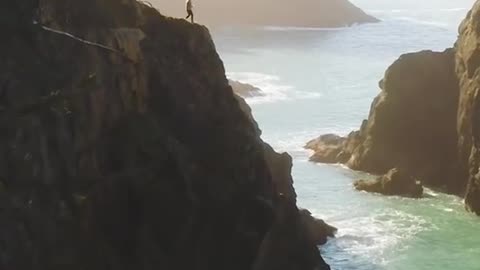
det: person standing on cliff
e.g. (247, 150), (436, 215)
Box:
(185, 0), (194, 23)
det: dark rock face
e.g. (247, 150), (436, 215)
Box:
(307, 50), (461, 193)
(262, 143), (297, 202)
(252, 196), (328, 270)
(354, 169), (423, 198)
(299, 209), (337, 246)
(235, 93), (336, 249)
(305, 134), (348, 164)
(0, 0), (330, 269)
(229, 80), (263, 98)
(456, 1), (480, 215)
(347, 50), (460, 190)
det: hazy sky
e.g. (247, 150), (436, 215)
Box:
(350, 0), (476, 10)
(150, 0), (477, 28)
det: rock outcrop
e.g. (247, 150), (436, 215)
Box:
(456, 1), (480, 215)
(235, 93), (336, 247)
(152, 0), (378, 28)
(0, 0), (331, 269)
(354, 169), (423, 198)
(305, 134), (349, 164)
(229, 80), (263, 98)
(308, 50), (461, 191)
(299, 209), (337, 246)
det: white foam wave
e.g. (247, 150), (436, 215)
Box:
(437, 8), (468, 12)
(292, 90), (323, 100)
(366, 8), (467, 27)
(262, 26), (348, 32)
(227, 72), (290, 104)
(424, 188), (440, 197)
(323, 209), (431, 265)
(264, 127), (352, 156)
(227, 72), (322, 104)
(264, 135), (315, 160)
(394, 17), (449, 28)
(368, 8), (467, 13)
(424, 188), (464, 205)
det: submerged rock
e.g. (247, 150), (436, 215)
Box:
(354, 169), (423, 198)
(305, 134), (348, 164)
(229, 79), (263, 98)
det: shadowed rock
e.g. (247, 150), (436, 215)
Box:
(354, 169), (423, 198)
(299, 209), (337, 245)
(229, 80), (263, 98)
(0, 0), (332, 269)
(305, 134), (348, 164)
(456, 0), (480, 215)
(235, 93), (336, 248)
(252, 195), (331, 270)
(307, 50), (461, 194)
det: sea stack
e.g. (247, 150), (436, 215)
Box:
(306, 50), (460, 190)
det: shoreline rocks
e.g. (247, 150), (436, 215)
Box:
(354, 169), (424, 198)
(307, 49), (462, 195)
(305, 134), (349, 164)
(229, 79), (263, 98)
(299, 209), (337, 245)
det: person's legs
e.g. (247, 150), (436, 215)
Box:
(186, 10), (194, 23)
(190, 11), (194, 23)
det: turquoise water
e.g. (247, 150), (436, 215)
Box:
(212, 1), (480, 269)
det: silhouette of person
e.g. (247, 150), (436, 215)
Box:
(185, 0), (194, 23)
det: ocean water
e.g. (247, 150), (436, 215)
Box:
(211, 1), (480, 269)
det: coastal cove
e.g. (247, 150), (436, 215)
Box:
(213, 0), (480, 269)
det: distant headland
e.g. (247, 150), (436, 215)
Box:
(152, 0), (378, 27)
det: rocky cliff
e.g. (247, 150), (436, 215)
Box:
(0, 0), (331, 269)
(152, 0), (378, 28)
(456, 1), (480, 215)
(307, 50), (461, 191)
(307, 0), (480, 215)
